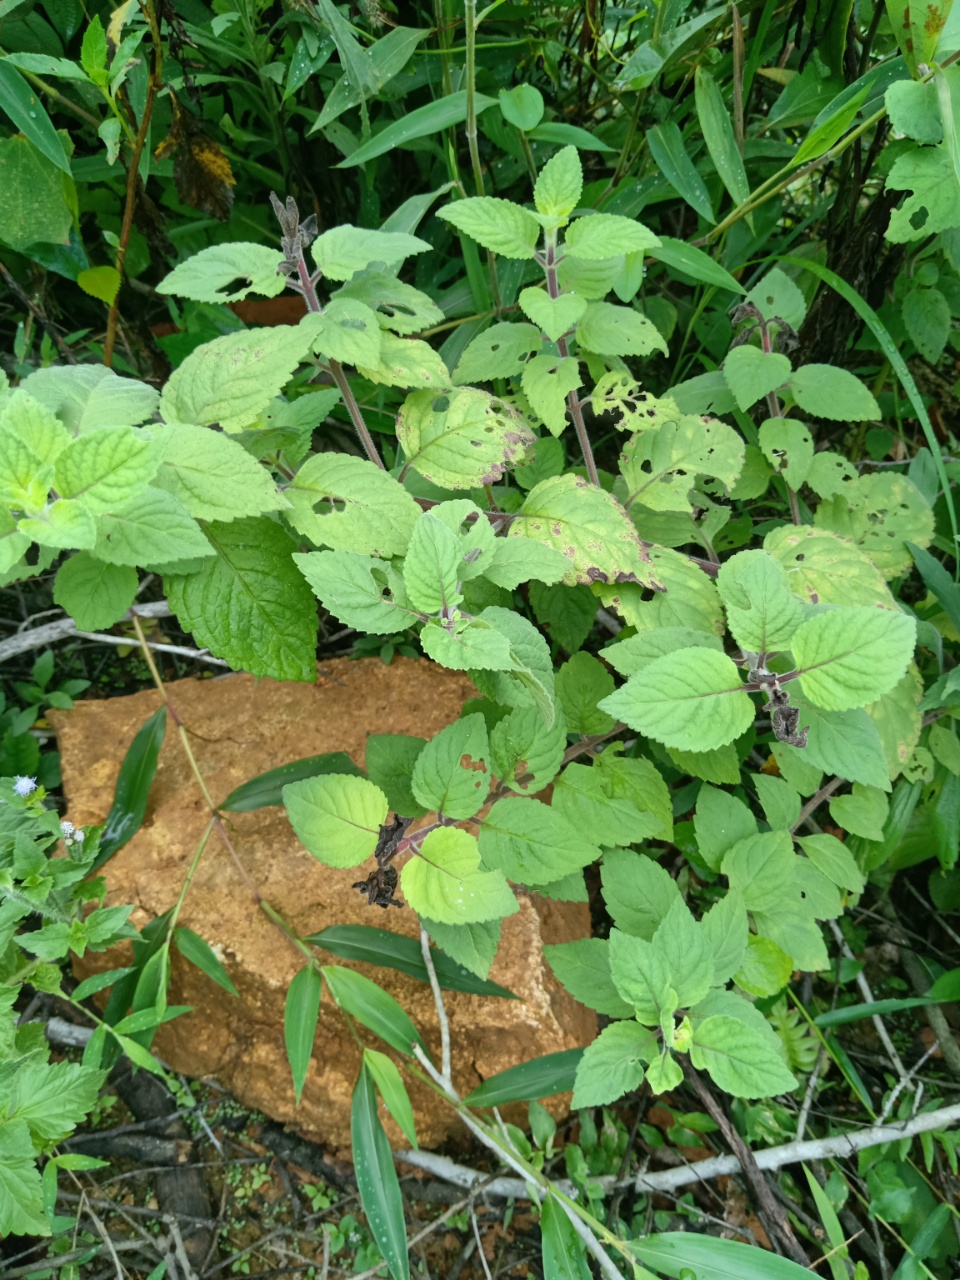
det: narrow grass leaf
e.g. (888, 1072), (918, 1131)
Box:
(284, 964), (322, 1104)
(352, 1062), (409, 1280)
(465, 1048), (584, 1105)
(174, 926), (238, 997)
(92, 706), (166, 872)
(219, 753), (364, 812)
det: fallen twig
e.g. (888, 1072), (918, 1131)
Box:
(0, 600), (173, 664)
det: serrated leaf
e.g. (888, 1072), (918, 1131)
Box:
(792, 607), (917, 711)
(576, 300), (667, 357)
(570, 1019), (657, 1107)
(0, 391), (70, 467)
(782, 692), (891, 790)
(529, 581), (597, 653)
(364, 734), (427, 818)
(7, 1058), (105, 1144)
(903, 285), (951, 363)
(827, 785), (888, 842)
(758, 417), (814, 490)
(295, 549), (418, 633)
(161, 328), (313, 433)
(481, 539), (569, 591)
(787, 364), (880, 421)
(166, 517), (317, 680)
(702, 889), (749, 984)
(499, 83), (544, 131)
(597, 546), (724, 635)
(402, 512), (463, 614)
(600, 848), (681, 940)
(453, 321), (541, 384)
(288, 453), (419, 556)
(799, 833), (867, 892)
(722, 346), (792, 412)
(22, 364), (158, 433)
(521, 353), (581, 436)
(814, 473), (935, 579)
(600, 648), (754, 752)
(717, 549), (804, 652)
(420, 617), (513, 670)
(508, 473), (654, 587)
(479, 796), (600, 884)
(563, 213), (660, 260)
(595, 752), (673, 839)
(489, 704), (566, 794)
(553, 762), (661, 846)
(335, 272), (444, 335)
(755, 773), (800, 830)
(283, 773), (387, 867)
(533, 145), (582, 218)
(157, 243), (285, 303)
(411, 714), (489, 819)
(885, 141), (960, 244)
(518, 288), (587, 342)
(765, 525), (894, 608)
(0, 1119), (49, 1237)
(734, 934), (795, 997)
(301, 298), (382, 367)
(93, 488), (211, 566)
(694, 784), (758, 872)
(423, 917), (502, 981)
(555, 651), (615, 734)
(53, 553), (137, 631)
(437, 196), (540, 258)
(401, 827), (517, 924)
(397, 387), (534, 489)
(470, 605), (556, 722)
(153, 424), (285, 522)
(312, 225), (430, 281)
(690, 1015), (797, 1098)
(19, 500), (96, 550)
(620, 414), (744, 512)
(357, 331), (450, 390)
(545, 937), (634, 1016)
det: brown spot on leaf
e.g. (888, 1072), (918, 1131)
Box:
(460, 754), (487, 773)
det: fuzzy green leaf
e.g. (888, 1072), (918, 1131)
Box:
(690, 1014), (798, 1098)
(283, 773), (388, 868)
(563, 213), (660, 260)
(479, 796), (600, 885)
(94, 488), (211, 566)
(411, 714), (490, 819)
(489, 705), (566, 794)
(555, 651), (615, 734)
(397, 387), (534, 489)
(716, 550), (804, 652)
(295, 550), (417, 634)
(287, 454), (419, 557)
(335, 273), (444, 336)
(453, 322), (541, 384)
(154, 424), (285, 522)
(545, 938), (634, 1016)
(814, 473), (935, 579)
(571, 1019), (657, 1107)
(533, 145), (583, 218)
(521, 353), (581, 436)
(620, 414), (744, 511)
(157, 243), (286, 303)
(300, 298), (383, 367)
(517, 289), (587, 342)
(600, 848), (681, 940)
(402, 513), (463, 615)
(312, 225), (431, 280)
(438, 197), (540, 259)
(401, 827), (518, 924)
(792, 607), (917, 711)
(758, 418), (814, 490)
(576, 301), (667, 357)
(787, 364), (880, 422)
(722, 346), (792, 412)
(53, 554), (137, 631)
(765, 525), (894, 608)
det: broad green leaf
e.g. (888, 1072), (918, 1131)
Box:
(423, 917), (502, 981)
(607, 928), (680, 1024)
(0, 427), (53, 513)
(620, 414), (744, 511)
(489, 704), (566, 794)
(930, 721), (960, 776)
(792, 606), (917, 712)
(716, 550), (804, 652)
(595, 752), (673, 840)
(469, 605), (556, 722)
(0, 391), (69, 466)
(799, 833), (867, 892)
(555, 651), (615, 734)
(734, 934), (794, 997)
(479, 796), (601, 884)
(334, 272), (444, 336)
(508, 473), (655, 587)
(0, 63), (70, 172)
(521, 353), (581, 436)
(499, 83), (544, 131)
(649, 236), (746, 294)
(402, 512), (463, 614)
(701, 889), (749, 984)
(283, 774), (387, 868)
(154, 423), (286, 523)
(294, 549), (418, 633)
(755, 773), (801, 830)
(765, 525), (894, 608)
(886, 145), (960, 243)
(690, 1015), (797, 1097)
(92, 707), (166, 871)
(540, 1196), (591, 1280)
(804, 451), (857, 499)
(722, 346), (792, 412)
(694, 785), (758, 872)
(533, 145), (582, 218)
(401, 827), (518, 924)
(723, 832), (830, 970)
(167, 518), (317, 680)
(160, 328), (313, 433)
(358, 332), (450, 390)
(338, 89), (496, 168)
(815, 473), (934, 579)
(289, 455), (419, 560)
(53, 553), (137, 631)
(787, 364), (880, 422)
(420, 617), (513, 670)
(7, 1057), (105, 1144)
(465, 1047), (583, 1105)
(518, 288), (587, 343)
(647, 122), (714, 222)
(867, 664), (922, 779)
(324, 965), (423, 1055)
(782, 693), (891, 790)
(600, 648), (754, 752)
(397, 387), (534, 489)
(171, 931), (236, 998)
(903, 285), (951, 362)
(312, 225), (431, 281)
(351, 1063), (410, 1280)
(54, 427), (157, 514)
(22, 364), (159, 433)
(576, 300), (667, 357)
(219, 753), (364, 812)
(555, 253), (620, 298)
(653, 898), (714, 1008)
(300, 298), (382, 367)
(453, 321), (540, 384)
(570, 1020), (656, 1107)
(695, 67), (750, 205)
(363, 1048), (418, 1149)
(157, 243), (286, 303)
(364, 734), (428, 818)
(600, 848), (681, 940)
(307, 923), (514, 997)
(544, 937), (634, 1016)
(481, 539), (569, 591)
(438, 196), (540, 259)
(0, 1119), (52, 1237)
(746, 266), (808, 329)
(668, 742), (741, 784)
(529, 581), (598, 652)
(411, 714), (490, 819)
(597, 545), (725, 636)
(828, 785), (888, 842)
(552, 762), (660, 846)
(758, 418), (814, 490)
(886, 78), (943, 143)
(563, 213), (660, 260)
(18, 499), (96, 550)
(284, 964), (321, 1104)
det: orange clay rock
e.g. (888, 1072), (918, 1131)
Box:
(51, 658), (595, 1149)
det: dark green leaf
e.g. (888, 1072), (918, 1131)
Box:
(465, 1048), (584, 1105)
(0, 61), (71, 174)
(91, 707), (167, 873)
(219, 752), (364, 812)
(352, 1062), (409, 1280)
(908, 542), (960, 637)
(284, 964), (322, 1104)
(322, 965), (423, 1055)
(814, 993), (955, 1027)
(174, 926), (239, 997)
(305, 925), (516, 998)
(632, 1231), (819, 1278)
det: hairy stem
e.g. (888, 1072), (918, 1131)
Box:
(544, 239), (600, 487)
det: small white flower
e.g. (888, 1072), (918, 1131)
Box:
(60, 820), (75, 836)
(13, 776), (37, 797)
(73, 829), (84, 842)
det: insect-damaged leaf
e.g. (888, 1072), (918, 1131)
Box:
(396, 387), (535, 489)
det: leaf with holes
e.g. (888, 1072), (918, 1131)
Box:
(157, 243), (286, 303)
(576, 301), (667, 357)
(286, 453), (420, 557)
(301, 298), (383, 367)
(619, 414), (744, 512)
(397, 387), (534, 489)
(411, 714), (490, 819)
(358, 332), (450, 390)
(814, 473), (935, 579)
(521, 353), (581, 436)
(453, 322), (541, 384)
(294, 549), (419, 634)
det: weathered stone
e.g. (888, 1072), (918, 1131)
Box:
(52, 659), (595, 1150)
